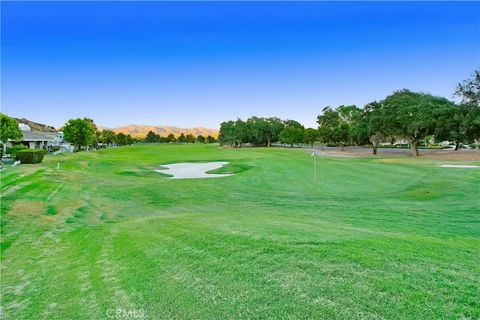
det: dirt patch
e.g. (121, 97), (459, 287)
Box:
(10, 200), (47, 217)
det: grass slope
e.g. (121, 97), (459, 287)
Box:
(1, 144), (479, 319)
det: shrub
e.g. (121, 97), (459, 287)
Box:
(16, 149), (47, 164)
(6, 145), (28, 157)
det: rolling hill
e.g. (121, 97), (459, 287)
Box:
(14, 118), (57, 132)
(112, 125), (219, 138)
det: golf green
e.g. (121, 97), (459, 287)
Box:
(1, 144), (479, 319)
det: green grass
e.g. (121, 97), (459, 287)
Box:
(1, 144), (479, 319)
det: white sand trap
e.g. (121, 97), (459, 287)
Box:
(440, 164), (480, 168)
(155, 162), (233, 179)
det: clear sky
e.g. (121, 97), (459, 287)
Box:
(2, 1), (479, 129)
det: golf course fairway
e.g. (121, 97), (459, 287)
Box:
(1, 144), (479, 319)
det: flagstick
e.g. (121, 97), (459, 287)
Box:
(313, 151), (317, 180)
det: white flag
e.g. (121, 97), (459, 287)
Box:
(311, 151), (315, 157)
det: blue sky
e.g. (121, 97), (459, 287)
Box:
(2, 1), (479, 129)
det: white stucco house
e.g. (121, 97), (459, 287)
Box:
(19, 130), (63, 149)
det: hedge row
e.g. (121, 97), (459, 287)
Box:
(16, 149), (47, 164)
(6, 145), (29, 157)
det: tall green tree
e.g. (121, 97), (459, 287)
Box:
(317, 107), (350, 150)
(261, 117), (284, 147)
(126, 134), (134, 145)
(166, 133), (176, 143)
(219, 121), (236, 146)
(279, 120), (305, 147)
(116, 132), (128, 146)
(361, 101), (390, 155)
(185, 134), (195, 144)
(455, 70), (480, 106)
(337, 105), (363, 146)
(0, 113), (23, 153)
(100, 129), (116, 145)
(234, 119), (250, 147)
(206, 135), (216, 143)
(84, 118), (99, 147)
(145, 130), (160, 143)
(246, 117), (266, 146)
(304, 128), (319, 148)
(378, 89), (455, 156)
(196, 135), (206, 144)
(434, 105), (466, 150)
(177, 133), (186, 143)
(63, 118), (96, 151)
(451, 70), (480, 144)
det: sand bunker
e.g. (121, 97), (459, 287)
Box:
(440, 164), (480, 168)
(155, 162), (233, 179)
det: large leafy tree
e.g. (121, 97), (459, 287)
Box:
(219, 120), (236, 146)
(84, 118), (99, 147)
(145, 130), (160, 143)
(256, 117), (284, 147)
(177, 133), (186, 143)
(100, 129), (116, 145)
(434, 105), (467, 150)
(317, 107), (350, 150)
(0, 113), (23, 153)
(219, 119), (249, 147)
(196, 135), (206, 144)
(185, 134), (195, 144)
(115, 132), (128, 146)
(234, 119), (250, 147)
(166, 133), (176, 143)
(304, 128), (319, 148)
(206, 135), (216, 143)
(126, 135), (134, 145)
(455, 70), (480, 106)
(246, 117), (266, 146)
(457, 104), (480, 143)
(361, 101), (391, 155)
(63, 118), (96, 151)
(337, 105), (363, 146)
(266, 117), (285, 147)
(451, 70), (480, 144)
(279, 120), (305, 147)
(379, 89), (455, 156)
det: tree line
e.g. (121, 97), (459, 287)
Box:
(219, 117), (318, 148)
(1, 114), (219, 153)
(219, 70), (480, 156)
(61, 118), (135, 151)
(143, 131), (217, 144)
(62, 121), (218, 151)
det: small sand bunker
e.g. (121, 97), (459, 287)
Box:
(155, 162), (233, 179)
(440, 164), (480, 168)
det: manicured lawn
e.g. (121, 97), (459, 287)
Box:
(1, 144), (479, 319)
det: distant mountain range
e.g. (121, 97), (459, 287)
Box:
(111, 125), (219, 138)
